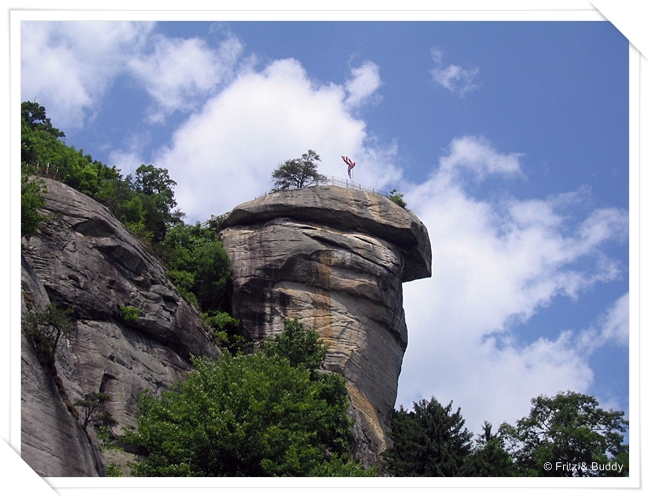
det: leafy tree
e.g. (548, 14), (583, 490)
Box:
(21, 171), (47, 238)
(271, 150), (326, 190)
(388, 189), (407, 208)
(464, 422), (516, 477)
(262, 318), (326, 373)
(74, 392), (117, 432)
(158, 222), (232, 312)
(21, 101), (65, 139)
(121, 321), (372, 477)
(500, 391), (629, 477)
(22, 303), (73, 368)
(382, 396), (473, 476)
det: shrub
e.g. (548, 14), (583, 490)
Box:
(119, 306), (141, 323)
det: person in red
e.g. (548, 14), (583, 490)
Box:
(341, 156), (355, 179)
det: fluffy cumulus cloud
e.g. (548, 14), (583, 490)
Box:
(344, 60), (382, 109)
(398, 136), (628, 431)
(20, 23), (628, 434)
(128, 34), (244, 123)
(154, 58), (399, 221)
(430, 48), (479, 97)
(21, 21), (155, 129)
(21, 22), (242, 129)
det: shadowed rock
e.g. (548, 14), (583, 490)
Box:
(21, 178), (220, 477)
(220, 185), (432, 469)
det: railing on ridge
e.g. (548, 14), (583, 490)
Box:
(255, 175), (390, 200)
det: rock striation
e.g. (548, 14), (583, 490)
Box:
(21, 178), (220, 476)
(220, 185), (432, 469)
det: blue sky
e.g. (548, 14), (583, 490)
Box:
(20, 19), (630, 435)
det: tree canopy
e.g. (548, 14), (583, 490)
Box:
(21, 101), (240, 349)
(382, 396), (474, 476)
(271, 150), (326, 190)
(499, 391), (629, 477)
(121, 320), (372, 477)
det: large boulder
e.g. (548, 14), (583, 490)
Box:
(220, 185), (432, 469)
(21, 178), (220, 477)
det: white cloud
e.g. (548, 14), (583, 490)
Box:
(154, 57), (397, 221)
(21, 21), (154, 129)
(398, 136), (628, 432)
(128, 34), (243, 123)
(430, 48), (479, 97)
(344, 60), (382, 109)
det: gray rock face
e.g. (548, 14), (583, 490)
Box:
(220, 186), (432, 469)
(21, 178), (220, 477)
(21, 254), (105, 477)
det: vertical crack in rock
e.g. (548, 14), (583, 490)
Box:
(220, 185), (432, 469)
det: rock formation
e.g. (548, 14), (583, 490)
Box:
(20, 178), (432, 475)
(21, 178), (220, 476)
(220, 185), (432, 469)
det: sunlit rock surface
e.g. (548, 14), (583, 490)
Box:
(220, 185), (432, 469)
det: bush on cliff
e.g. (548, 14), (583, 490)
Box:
(121, 320), (373, 477)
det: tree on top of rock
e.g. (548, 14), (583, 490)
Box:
(271, 150), (327, 191)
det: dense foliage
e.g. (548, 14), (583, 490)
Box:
(21, 101), (240, 348)
(500, 391), (629, 477)
(382, 396), (474, 476)
(383, 392), (629, 477)
(121, 320), (372, 477)
(271, 149), (326, 190)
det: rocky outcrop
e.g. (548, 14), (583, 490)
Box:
(21, 178), (220, 477)
(220, 186), (432, 469)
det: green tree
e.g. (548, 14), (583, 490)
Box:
(158, 222), (232, 312)
(382, 396), (473, 476)
(21, 101), (65, 139)
(388, 189), (407, 208)
(22, 303), (73, 368)
(21, 171), (47, 238)
(271, 150), (326, 191)
(262, 318), (326, 373)
(465, 422), (516, 477)
(74, 392), (117, 432)
(500, 391), (629, 477)
(121, 321), (371, 477)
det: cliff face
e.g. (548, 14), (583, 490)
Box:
(220, 186), (432, 468)
(21, 178), (220, 477)
(21, 179), (432, 475)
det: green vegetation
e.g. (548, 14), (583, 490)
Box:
(21, 172), (47, 239)
(383, 391), (629, 477)
(388, 188), (407, 208)
(74, 392), (118, 433)
(22, 102), (627, 478)
(21, 101), (240, 348)
(121, 320), (373, 477)
(382, 396), (473, 476)
(271, 149), (326, 190)
(22, 303), (73, 368)
(500, 391), (629, 477)
(119, 306), (141, 323)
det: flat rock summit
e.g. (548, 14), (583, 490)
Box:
(220, 185), (431, 468)
(21, 180), (431, 475)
